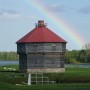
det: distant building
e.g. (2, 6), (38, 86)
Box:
(16, 20), (67, 73)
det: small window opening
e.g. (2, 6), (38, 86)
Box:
(52, 45), (56, 51)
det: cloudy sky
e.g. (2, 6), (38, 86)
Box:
(0, 0), (90, 51)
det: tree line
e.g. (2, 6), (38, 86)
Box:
(0, 49), (90, 63)
(65, 49), (90, 63)
(0, 51), (19, 60)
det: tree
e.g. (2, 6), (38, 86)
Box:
(78, 50), (86, 63)
(0, 51), (19, 60)
(65, 50), (80, 63)
(82, 43), (90, 63)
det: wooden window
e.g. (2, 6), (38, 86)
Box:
(33, 44), (37, 51)
(52, 46), (56, 51)
(51, 44), (56, 51)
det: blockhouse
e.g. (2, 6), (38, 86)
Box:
(16, 20), (67, 73)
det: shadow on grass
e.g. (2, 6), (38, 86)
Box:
(0, 70), (19, 73)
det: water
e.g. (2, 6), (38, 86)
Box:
(65, 64), (90, 68)
(0, 61), (90, 68)
(0, 60), (19, 66)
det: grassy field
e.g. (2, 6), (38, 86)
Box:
(0, 65), (90, 90)
(0, 64), (19, 71)
(0, 82), (90, 90)
(44, 68), (90, 83)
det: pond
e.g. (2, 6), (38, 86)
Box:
(0, 61), (90, 68)
(0, 60), (19, 66)
(65, 63), (90, 68)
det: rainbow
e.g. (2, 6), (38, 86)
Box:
(24, 0), (86, 49)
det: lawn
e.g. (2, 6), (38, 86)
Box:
(0, 82), (90, 90)
(0, 65), (90, 90)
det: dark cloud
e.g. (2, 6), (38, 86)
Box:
(78, 6), (90, 14)
(46, 4), (65, 12)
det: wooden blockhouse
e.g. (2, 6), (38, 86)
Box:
(16, 20), (67, 73)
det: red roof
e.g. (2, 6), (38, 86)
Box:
(16, 20), (67, 43)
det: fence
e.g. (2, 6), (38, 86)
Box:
(28, 73), (55, 85)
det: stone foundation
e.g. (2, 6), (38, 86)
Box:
(27, 68), (65, 73)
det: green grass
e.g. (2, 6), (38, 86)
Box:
(0, 66), (90, 89)
(0, 67), (90, 84)
(43, 68), (90, 83)
(0, 64), (19, 71)
(0, 82), (90, 90)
